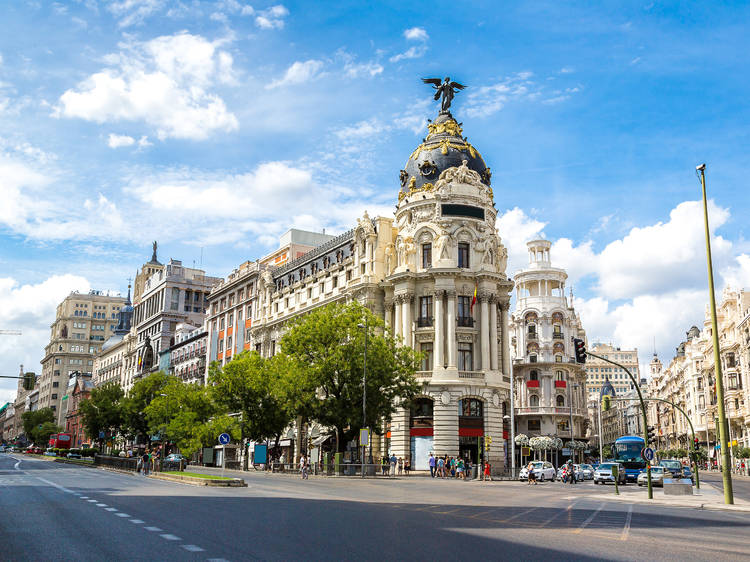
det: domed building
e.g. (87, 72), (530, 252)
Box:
(93, 284), (137, 391)
(510, 240), (588, 465)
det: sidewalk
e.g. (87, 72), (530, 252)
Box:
(587, 483), (750, 513)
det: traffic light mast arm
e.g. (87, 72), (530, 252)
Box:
(608, 396), (700, 490)
(587, 350), (653, 499)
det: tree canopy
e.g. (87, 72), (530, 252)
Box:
(22, 408), (60, 446)
(279, 301), (421, 451)
(79, 382), (125, 448)
(120, 371), (170, 442)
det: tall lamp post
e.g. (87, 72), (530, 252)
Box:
(159, 392), (169, 469)
(509, 369), (515, 474)
(697, 163), (734, 504)
(357, 316), (368, 478)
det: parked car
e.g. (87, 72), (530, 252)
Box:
(66, 451), (82, 459)
(519, 461), (556, 482)
(580, 464), (594, 480)
(44, 448), (57, 457)
(165, 453), (187, 463)
(594, 462), (627, 485)
(638, 466), (666, 487)
(557, 464), (583, 482)
(682, 466), (694, 483)
(659, 459), (683, 479)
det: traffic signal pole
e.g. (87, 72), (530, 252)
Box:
(697, 164), (734, 505)
(587, 351), (653, 499)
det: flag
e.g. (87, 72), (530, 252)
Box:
(470, 285), (477, 313)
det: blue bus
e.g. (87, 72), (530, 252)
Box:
(613, 435), (646, 482)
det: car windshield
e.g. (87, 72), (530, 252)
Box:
(651, 467), (664, 473)
(599, 464), (615, 470)
(660, 460), (681, 469)
(531, 462), (544, 468)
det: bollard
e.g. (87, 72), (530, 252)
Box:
(613, 465), (620, 495)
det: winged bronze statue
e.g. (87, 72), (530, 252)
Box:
(422, 76), (466, 113)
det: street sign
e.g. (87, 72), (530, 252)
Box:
(99, 431), (105, 439)
(562, 448), (571, 456)
(218, 433), (231, 445)
(642, 447), (655, 461)
(359, 428), (369, 446)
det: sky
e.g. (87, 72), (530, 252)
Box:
(2, 1), (750, 404)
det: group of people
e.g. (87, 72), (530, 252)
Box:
(428, 453), (473, 479)
(136, 449), (156, 475)
(381, 454), (410, 476)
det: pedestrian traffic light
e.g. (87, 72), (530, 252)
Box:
(573, 338), (586, 364)
(647, 425), (656, 445)
(22, 372), (34, 391)
(602, 395), (611, 411)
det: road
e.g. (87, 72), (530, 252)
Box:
(700, 470), (750, 502)
(2, 454), (749, 561)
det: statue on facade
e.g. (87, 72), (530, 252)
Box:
(151, 241), (158, 262)
(422, 77), (466, 113)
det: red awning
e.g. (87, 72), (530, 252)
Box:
(410, 427), (434, 437)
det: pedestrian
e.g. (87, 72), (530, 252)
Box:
(567, 460), (576, 485)
(299, 454), (307, 479)
(142, 450), (150, 476)
(484, 460), (492, 481)
(437, 456), (445, 478)
(404, 458), (410, 476)
(397, 457), (403, 475)
(390, 453), (397, 477)
(456, 458), (464, 480)
(382, 455), (389, 476)
(527, 462), (537, 485)
(429, 453), (436, 477)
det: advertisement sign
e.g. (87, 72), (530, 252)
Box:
(254, 444), (268, 465)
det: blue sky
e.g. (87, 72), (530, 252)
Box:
(2, 1), (750, 402)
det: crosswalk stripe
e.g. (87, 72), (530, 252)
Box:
(573, 503), (604, 534)
(620, 504), (633, 541)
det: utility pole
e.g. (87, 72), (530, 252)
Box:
(697, 163), (734, 504)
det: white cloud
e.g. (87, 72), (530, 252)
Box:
(497, 207), (547, 273)
(56, 32), (238, 140)
(108, 0), (165, 28)
(107, 133), (136, 148)
(403, 27), (428, 41)
(137, 135), (152, 147)
(389, 45), (427, 63)
(0, 274), (93, 403)
(255, 4), (289, 29)
(266, 59), (323, 89)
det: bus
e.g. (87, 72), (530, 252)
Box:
(48, 433), (73, 449)
(613, 435), (646, 482)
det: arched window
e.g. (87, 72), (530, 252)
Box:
(529, 370), (539, 381)
(556, 395), (565, 407)
(459, 398), (483, 418)
(529, 395), (540, 407)
(556, 370), (566, 381)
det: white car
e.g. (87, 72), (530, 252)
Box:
(580, 464), (594, 480)
(519, 461), (556, 482)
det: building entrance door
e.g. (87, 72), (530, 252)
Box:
(459, 436), (479, 464)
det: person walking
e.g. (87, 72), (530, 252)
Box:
(428, 453), (436, 477)
(142, 450), (150, 476)
(300, 454), (308, 479)
(437, 456), (445, 478)
(527, 462), (537, 485)
(484, 461), (492, 481)
(404, 458), (410, 476)
(390, 453), (397, 477)
(397, 457), (403, 476)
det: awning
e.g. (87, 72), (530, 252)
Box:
(277, 439), (292, 447)
(312, 434), (332, 446)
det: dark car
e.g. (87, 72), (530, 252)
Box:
(682, 465), (694, 483)
(659, 459), (683, 479)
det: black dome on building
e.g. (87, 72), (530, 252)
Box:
(600, 376), (616, 400)
(399, 112), (490, 195)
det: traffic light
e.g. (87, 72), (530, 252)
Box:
(602, 395), (611, 411)
(647, 425), (656, 445)
(573, 338), (586, 364)
(693, 437), (699, 451)
(22, 372), (34, 391)
(485, 436), (492, 450)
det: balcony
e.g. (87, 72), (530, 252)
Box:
(516, 406), (584, 417)
(457, 317), (474, 327)
(555, 380), (567, 388)
(458, 371), (484, 380)
(417, 317), (434, 328)
(526, 332), (538, 340)
(526, 379), (540, 388)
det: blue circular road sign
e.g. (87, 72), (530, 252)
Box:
(218, 433), (231, 445)
(642, 447), (655, 461)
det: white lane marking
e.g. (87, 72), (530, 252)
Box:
(87, 499), (97, 503)
(79, 496), (89, 499)
(116, 513), (130, 518)
(144, 526), (163, 532)
(36, 477), (75, 494)
(504, 506), (539, 522)
(160, 534), (181, 541)
(206, 559), (230, 562)
(129, 519), (144, 524)
(539, 502), (576, 528)
(14, 460), (21, 471)
(573, 503), (605, 534)
(96, 503), (107, 507)
(105, 507), (118, 512)
(620, 504), (633, 541)
(181, 545), (205, 552)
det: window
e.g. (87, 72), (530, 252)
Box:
(553, 324), (562, 339)
(459, 398), (483, 417)
(52, 394), (58, 399)
(556, 370), (565, 381)
(458, 342), (473, 371)
(527, 324), (536, 336)
(332, 276), (338, 289)
(528, 419), (540, 431)
(218, 340), (224, 352)
(457, 242), (470, 268)
(419, 296), (433, 326)
(219, 317), (225, 331)
(53, 382), (59, 388)
(556, 395), (565, 407)
(422, 243), (432, 268)
(420, 342), (433, 371)
(529, 395), (540, 407)
(228, 313), (233, 326)
(555, 354), (563, 363)
(529, 370), (539, 381)
(457, 296), (472, 326)
(227, 337), (233, 350)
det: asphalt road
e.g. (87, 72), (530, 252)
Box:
(700, 470), (750, 503)
(2, 454), (749, 561)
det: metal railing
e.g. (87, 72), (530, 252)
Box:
(94, 455), (138, 472)
(457, 317), (474, 327)
(417, 317), (434, 327)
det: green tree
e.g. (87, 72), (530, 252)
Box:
(34, 421), (62, 448)
(279, 301), (422, 452)
(601, 445), (613, 459)
(22, 408), (56, 445)
(209, 351), (293, 464)
(144, 378), (231, 457)
(79, 382), (125, 451)
(120, 371), (170, 443)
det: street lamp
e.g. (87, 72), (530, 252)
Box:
(357, 316), (368, 478)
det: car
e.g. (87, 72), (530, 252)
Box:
(593, 462), (627, 485)
(580, 464), (594, 480)
(44, 448), (57, 457)
(519, 461), (556, 482)
(682, 465), (694, 483)
(66, 452), (82, 459)
(659, 459), (683, 479)
(638, 466), (666, 487)
(165, 453), (187, 463)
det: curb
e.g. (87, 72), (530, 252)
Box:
(148, 473), (247, 487)
(587, 492), (750, 513)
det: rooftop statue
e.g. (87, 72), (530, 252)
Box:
(422, 76), (466, 113)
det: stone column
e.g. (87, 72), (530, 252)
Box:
(490, 296), (499, 371)
(433, 393), (459, 458)
(500, 302), (510, 375)
(390, 405), (410, 459)
(480, 293), (490, 371)
(446, 290), (457, 368)
(433, 290), (444, 369)
(486, 397), (506, 470)
(384, 298), (393, 332)
(402, 293), (413, 348)
(394, 296), (402, 341)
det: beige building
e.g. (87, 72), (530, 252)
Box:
(585, 343), (640, 400)
(39, 290), (126, 425)
(92, 285), (137, 392)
